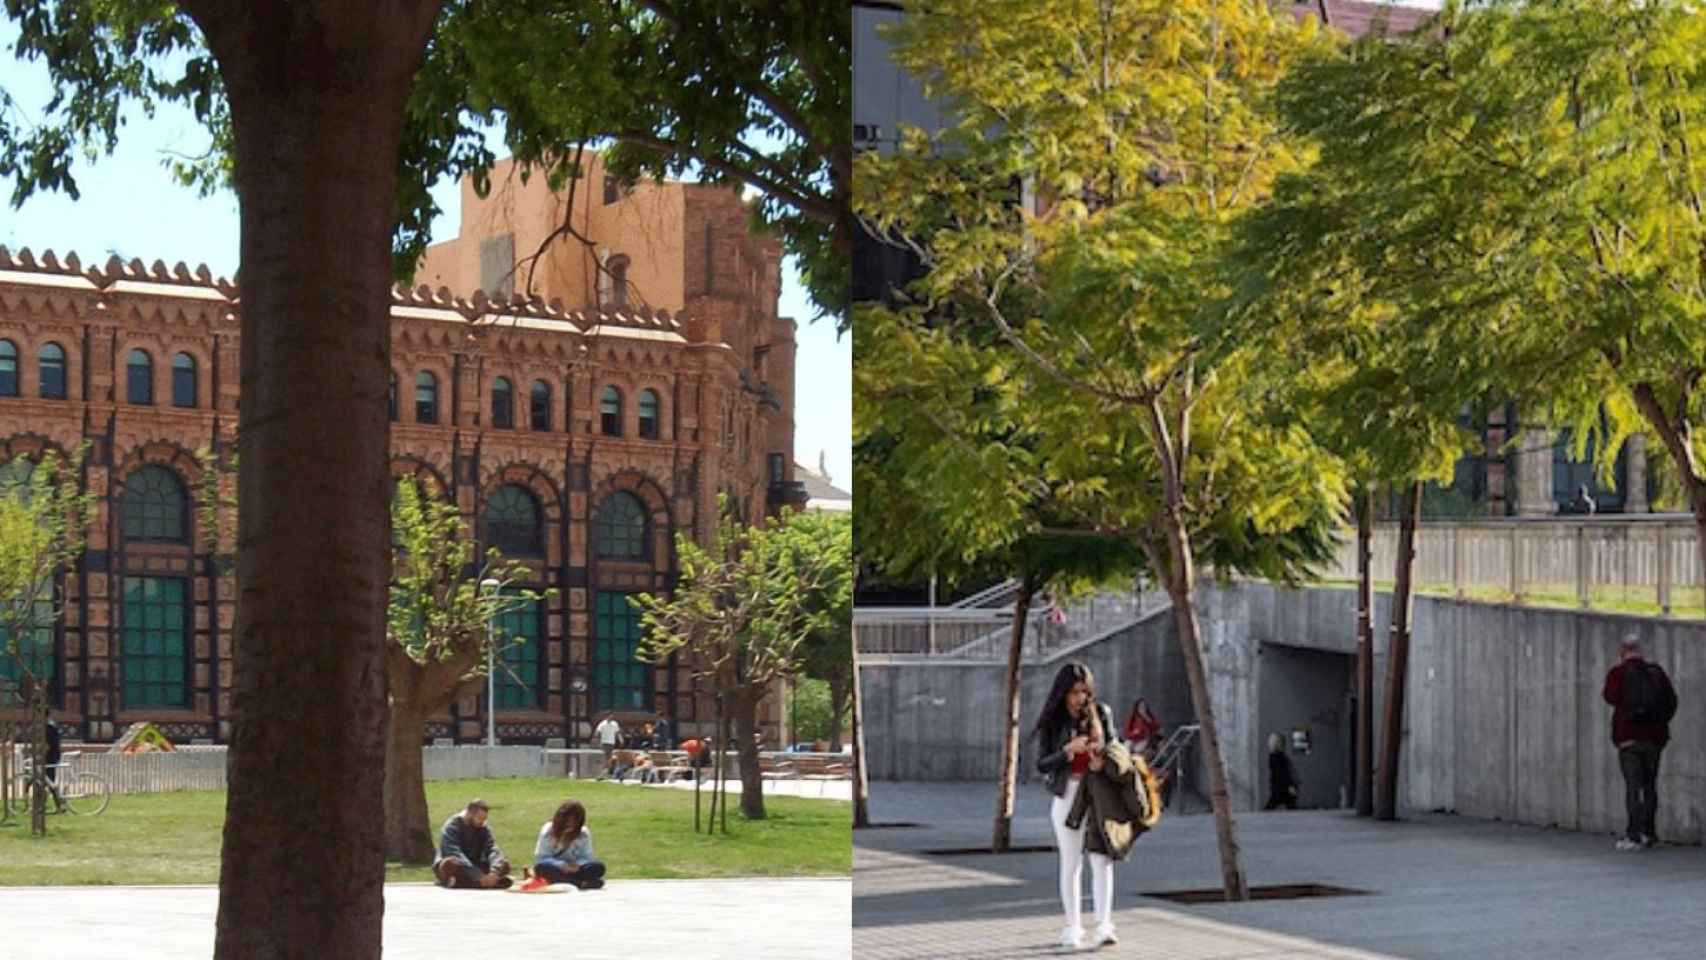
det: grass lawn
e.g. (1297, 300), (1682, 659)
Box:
(1314, 578), (1706, 619)
(0, 778), (851, 886)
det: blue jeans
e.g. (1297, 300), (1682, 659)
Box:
(1618, 742), (1664, 842)
(534, 859), (605, 888)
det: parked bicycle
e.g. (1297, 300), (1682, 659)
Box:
(7, 753), (111, 816)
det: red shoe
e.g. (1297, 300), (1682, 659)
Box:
(517, 874), (550, 892)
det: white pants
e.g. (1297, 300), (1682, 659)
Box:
(1051, 776), (1115, 934)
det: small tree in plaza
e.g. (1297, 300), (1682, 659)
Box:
(384, 476), (553, 862)
(633, 498), (851, 824)
(796, 513), (855, 752)
(857, 0), (1344, 899)
(0, 445), (94, 837)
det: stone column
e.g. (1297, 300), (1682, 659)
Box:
(1626, 433), (1649, 513)
(1517, 427), (1556, 516)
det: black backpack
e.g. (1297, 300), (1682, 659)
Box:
(1624, 662), (1676, 725)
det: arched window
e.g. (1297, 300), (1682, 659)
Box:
(388, 371), (398, 422)
(121, 465), (188, 542)
(38, 343), (66, 399)
(494, 593), (544, 709)
(0, 339), (17, 396)
(120, 576), (188, 707)
(127, 349), (153, 405)
(415, 371), (438, 424)
(485, 484), (543, 557)
(491, 376), (514, 429)
(600, 386), (623, 437)
(0, 458), (34, 501)
(595, 492), (648, 559)
(608, 254), (630, 308)
(529, 380), (551, 432)
(638, 389), (661, 440)
(171, 353), (197, 408)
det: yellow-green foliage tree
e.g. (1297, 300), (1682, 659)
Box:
(0, 446), (94, 836)
(856, 0), (1345, 899)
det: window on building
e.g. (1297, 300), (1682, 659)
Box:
(603, 175), (620, 205)
(416, 371), (438, 424)
(172, 353), (197, 408)
(493, 592), (544, 710)
(529, 380), (551, 431)
(593, 591), (651, 712)
(1552, 427), (1627, 513)
(769, 453), (785, 484)
(491, 376), (514, 429)
(388, 371), (398, 422)
(0, 591), (54, 706)
(638, 389), (660, 439)
(121, 465), (188, 542)
(600, 386), (623, 437)
(120, 576), (188, 708)
(127, 349), (153, 405)
(485, 484), (543, 557)
(608, 255), (630, 308)
(38, 343), (66, 399)
(0, 339), (16, 396)
(594, 492), (647, 560)
(0, 457), (33, 500)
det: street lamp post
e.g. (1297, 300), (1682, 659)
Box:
(482, 578), (502, 748)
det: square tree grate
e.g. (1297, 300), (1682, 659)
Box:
(923, 844), (1056, 856)
(1143, 883), (1371, 904)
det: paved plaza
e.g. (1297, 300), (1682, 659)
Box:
(855, 782), (1706, 959)
(0, 877), (850, 959)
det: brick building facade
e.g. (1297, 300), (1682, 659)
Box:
(0, 201), (803, 746)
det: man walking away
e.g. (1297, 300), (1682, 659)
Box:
(1602, 636), (1677, 850)
(595, 713), (622, 779)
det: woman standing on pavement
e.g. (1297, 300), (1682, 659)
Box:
(1034, 661), (1120, 951)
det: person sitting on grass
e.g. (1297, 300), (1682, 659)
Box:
(433, 798), (513, 889)
(528, 799), (607, 890)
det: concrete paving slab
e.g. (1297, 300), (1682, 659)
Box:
(0, 877), (850, 959)
(855, 782), (1706, 959)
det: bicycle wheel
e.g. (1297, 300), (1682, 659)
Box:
(61, 772), (111, 816)
(6, 782), (35, 817)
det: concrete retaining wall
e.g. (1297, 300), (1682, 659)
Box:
(860, 582), (1706, 843)
(30, 745), (549, 796)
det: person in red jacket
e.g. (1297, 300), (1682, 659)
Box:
(1602, 637), (1678, 851)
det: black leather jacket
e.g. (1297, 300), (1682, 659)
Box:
(1036, 702), (1117, 798)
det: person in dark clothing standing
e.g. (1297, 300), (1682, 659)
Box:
(1603, 636), (1677, 851)
(1264, 733), (1299, 810)
(433, 799), (513, 888)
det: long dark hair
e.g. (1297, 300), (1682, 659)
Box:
(548, 799), (586, 847)
(1034, 661), (1095, 744)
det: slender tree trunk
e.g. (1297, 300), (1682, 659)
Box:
(1155, 521), (1248, 902)
(720, 715), (732, 834)
(28, 680), (47, 836)
(1355, 486), (1375, 817)
(851, 638), (871, 828)
(733, 688), (767, 820)
(1629, 385), (1706, 618)
(1376, 480), (1423, 821)
(183, 6), (444, 957)
(992, 579), (1035, 852)
(827, 667), (849, 753)
(382, 698), (434, 863)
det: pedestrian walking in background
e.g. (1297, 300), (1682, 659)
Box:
(1034, 661), (1121, 951)
(1602, 636), (1677, 851)
(1264, 733), (1299, 810)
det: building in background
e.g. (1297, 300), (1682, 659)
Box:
(0, 151), (802, 746)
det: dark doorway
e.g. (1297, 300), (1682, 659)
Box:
(1257, 643), (1356, 810)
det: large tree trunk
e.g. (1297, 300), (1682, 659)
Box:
(1156, 522), (1248, 902)
(733, 688), (767, 820)
(1376, 480), (1422, 821)
(382, 646), (481, 863)
(991, 580), (1035, 852)
(185, 5), (444, 958)
(1355, 485), (1375, 817)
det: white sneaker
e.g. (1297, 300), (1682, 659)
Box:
(1057, 927), (1086, 951)
(1614, 837), (1640, 851)
(1094, 924), (1119, 946)
(1639, 834), (1657, 849)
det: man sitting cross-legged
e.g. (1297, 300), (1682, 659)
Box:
(433, 798), (513, 889)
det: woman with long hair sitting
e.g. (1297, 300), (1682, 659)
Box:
(1035, 660), (1119, 950)
(529, 799), (607, 889)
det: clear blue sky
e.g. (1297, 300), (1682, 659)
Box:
(0, 25), (851, 490)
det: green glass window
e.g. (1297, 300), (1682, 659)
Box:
(594, 492), (647, 560)
(593, 592), (650, 713)
(0, 339), (17, 396)
(38, 343), (66, 399)
(121, 466), (187, 542)
(0, 598), (55, 706)
(127, 349), (153, 405)
(416, 370), (438, 424)
(493, 593), (543, 710)
(485, 484), (542, 557)
(491, 377), (514, 429)
(600, 386), (622, 436)
(529, 380), (551, 432)
(121, 577), (188, 708)
(638, 389), (660, 439)
(171, 353), (197, 408)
